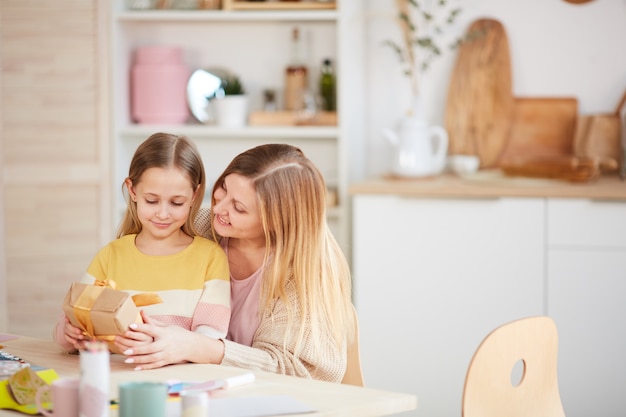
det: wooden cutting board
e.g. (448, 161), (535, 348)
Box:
(498, 97), (578, 166)
(445, 18), (514, 168)
(501, 155), (601, 183)
(573, 113), (620, 171)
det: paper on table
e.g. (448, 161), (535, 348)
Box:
(167, 395), (316, 417)
(211, 396), (316, 417)
(0, 334), (19, 343)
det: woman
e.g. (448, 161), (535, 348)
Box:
(117, 144), (355, 383)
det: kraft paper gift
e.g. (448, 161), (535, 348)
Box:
(62, 281), (162, 354)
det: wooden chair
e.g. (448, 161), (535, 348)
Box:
(462, 316), (566, 417)
(341, 305), (365, 387)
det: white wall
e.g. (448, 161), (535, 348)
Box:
(363, 0), (626, 178)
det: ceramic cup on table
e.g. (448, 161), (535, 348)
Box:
(36, 377), (80, 417)
(447, 154), (480, 176)
(118, 381), (168, 417)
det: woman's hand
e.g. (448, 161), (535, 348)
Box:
(114, 310), (224, 370)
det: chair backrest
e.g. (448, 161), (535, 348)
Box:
(341, 305), (365, 387)
(462, 316), (566, 417)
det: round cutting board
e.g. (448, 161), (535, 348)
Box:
(444, 18), (514, 168)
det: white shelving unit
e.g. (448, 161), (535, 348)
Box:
(109, 1), (365, 256)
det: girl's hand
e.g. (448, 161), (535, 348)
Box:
(63, 317), (89, 351)
(114, 310), (196, 370)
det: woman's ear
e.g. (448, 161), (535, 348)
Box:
(125, 178), (137, 202)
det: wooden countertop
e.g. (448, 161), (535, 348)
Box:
(349, 171), (626, 200)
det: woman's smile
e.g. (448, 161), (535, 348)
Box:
(216, 214), (230, 226)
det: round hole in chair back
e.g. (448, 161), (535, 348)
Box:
(510, 358), (526, 387)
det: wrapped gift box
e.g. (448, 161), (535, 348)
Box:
(62, 282), (161, 353)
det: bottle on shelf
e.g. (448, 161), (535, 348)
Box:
(284, 26), (308, 112)
(319, 58), (336, 112)
(263, 89), (277, 112)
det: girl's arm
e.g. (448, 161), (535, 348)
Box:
(190, 241), (231, 339)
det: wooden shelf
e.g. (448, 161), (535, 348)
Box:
(222, 1), (336, 11)
(116, 9), (338, 22)
(249, 111), (337, 126)
(119, 124), (339, 139)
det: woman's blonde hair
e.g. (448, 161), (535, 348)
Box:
(211, 144), (354, 356)
(117, 132), (205, 238)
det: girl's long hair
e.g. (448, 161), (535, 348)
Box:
(211, 144), (354, 356)
(117, 133), (205, 238)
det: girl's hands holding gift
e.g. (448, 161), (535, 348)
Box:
(61, 316), (91, 351)
(114, 311), (225, 370)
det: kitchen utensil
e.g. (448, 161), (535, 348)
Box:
(500, 155), (601, 182)
(447, 155), (480, 176)
(573, 113), (620, 172)
(445, 18), (514, 168)
(36, 378), (80, 417)
(119, 382), (167, 417)
(616, 88), (626, 180)
(498, 97), (578, 166)
(382, 116), (448, 178)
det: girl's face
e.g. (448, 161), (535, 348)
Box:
(212, 173), (264, 242)
(126, 166), (196, 240)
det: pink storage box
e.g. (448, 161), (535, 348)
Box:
(131, 46), (190, 124)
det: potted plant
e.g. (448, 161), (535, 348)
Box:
(213, 73), (248, 127)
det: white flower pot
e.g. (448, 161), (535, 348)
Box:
(213, 95), (248, 127)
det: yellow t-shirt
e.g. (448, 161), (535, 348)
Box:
(84, 234), (230, 339)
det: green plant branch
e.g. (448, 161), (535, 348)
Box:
(385, 0), (464, 103)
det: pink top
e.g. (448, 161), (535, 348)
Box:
(221, 238), (263, 346)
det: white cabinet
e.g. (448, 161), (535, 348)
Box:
(353, 193), (626, 417)
(352, 195), (545, 417)
(109, 1), (365, 253)
(547, 198), (626, 417)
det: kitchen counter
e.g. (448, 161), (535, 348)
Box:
(349, 170), (626, 200)
(352, 172), (626, 417)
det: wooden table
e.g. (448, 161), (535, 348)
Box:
(0, 335), (417, 416)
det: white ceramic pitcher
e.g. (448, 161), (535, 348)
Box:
(383, 116), (449, 177)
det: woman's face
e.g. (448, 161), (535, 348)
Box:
(212, 173), (264, 241)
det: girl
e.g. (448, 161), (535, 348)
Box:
(54, 133), (230, 368)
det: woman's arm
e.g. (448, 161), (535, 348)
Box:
(221, 294), (347, 383)
(113, 311), (226, 370)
